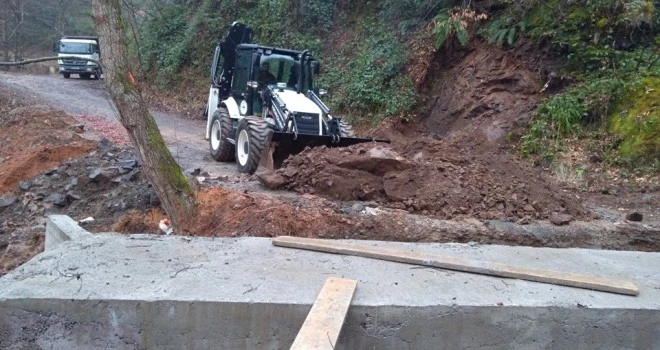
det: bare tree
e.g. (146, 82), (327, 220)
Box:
(91, 0), (196, 231)
(1, 0), (9, 63)
(0, 0), (97, 63)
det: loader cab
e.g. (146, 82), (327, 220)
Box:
(230, 45), (316, 117)
(257, 55), (307, 91)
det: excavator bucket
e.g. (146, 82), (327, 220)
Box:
(255, 131), (388, 187)
(272, 132), (389, 168)
(258, 132), (389, 172)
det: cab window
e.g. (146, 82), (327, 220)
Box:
(231, 50), (252, 95)
(257, 55), (309, 91)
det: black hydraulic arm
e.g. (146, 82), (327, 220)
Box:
(307, 90), (330, 115)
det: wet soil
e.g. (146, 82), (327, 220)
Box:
(274, 138), (589, 222)
(420, 41), (543, 143)
(0, 107), (95, 193)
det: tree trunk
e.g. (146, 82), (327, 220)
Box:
(1, 0), (9, 65)
(91, 0), (196, 232)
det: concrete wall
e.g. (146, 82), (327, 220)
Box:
(2, 300), (659, 349)
(1, 216), (659, 349)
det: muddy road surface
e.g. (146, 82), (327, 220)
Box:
(0, 72), (241, 181)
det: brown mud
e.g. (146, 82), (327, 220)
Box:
(0, 107), (95, 194)
(273, 138), (589, 222)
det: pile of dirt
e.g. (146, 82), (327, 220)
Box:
(114, 188), (354, 238)
(113, 180), (658, 252)
(0, 140), (159, 275)
(266, 41), (586, 222)
(0, 106), (96, 193)
(271, 138), (590, 222)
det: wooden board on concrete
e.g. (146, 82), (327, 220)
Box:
(273, 236), (639, 296)
(290, 277), (358, 350)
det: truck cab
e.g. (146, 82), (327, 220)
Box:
(54, 36), (102, 79)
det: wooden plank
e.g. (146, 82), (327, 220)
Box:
(273, 236), (639, 296)
(290, 277), (358, 350)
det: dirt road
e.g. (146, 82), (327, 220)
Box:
(0, 72), (239, 179)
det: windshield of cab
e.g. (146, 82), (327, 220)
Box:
(258, 54), (310, 91)
(60, 42), (98, 55)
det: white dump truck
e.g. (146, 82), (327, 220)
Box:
(54, 36), (102, 79)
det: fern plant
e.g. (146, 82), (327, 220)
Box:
(432, 8), (487, 48)
(486, 18), (527, 46)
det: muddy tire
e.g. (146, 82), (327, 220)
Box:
(209, 108), (235, 162)
(339, 120), (355, 137)
(235, 117), (272, 174)
(63, 73), (70, 79)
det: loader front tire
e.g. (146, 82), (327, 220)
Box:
(209, 108), (235, 162)
(235, 117), (272, 174)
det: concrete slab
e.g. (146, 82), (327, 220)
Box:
(1, 230), (659, 349)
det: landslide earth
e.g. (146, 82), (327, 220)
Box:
(273, 139), (589, 222)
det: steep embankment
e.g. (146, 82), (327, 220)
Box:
(420, 41), (543, 143)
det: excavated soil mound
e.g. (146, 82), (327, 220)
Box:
(0, 140), (158, 276)
(0, 87), (154, 276)
(273, 139), (589, 222)
(422, 41), (542, 143)
(188, 188), (361, 237)
(0, 106), (95, 193)
(114, 187), (354, 238)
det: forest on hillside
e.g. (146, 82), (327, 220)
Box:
(0, 0), (94, 60)
(3, 0), (658, 170)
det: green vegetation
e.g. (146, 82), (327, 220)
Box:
(432, 7), (487, 48)
(482, 0), (659, 167)
(520, 77), (624, 158)
(134, 0), (333, 85)
(317, 23), (417, 122)
(1, 0), (95, 59)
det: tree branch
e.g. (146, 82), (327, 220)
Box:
(0, 55), (101, 67)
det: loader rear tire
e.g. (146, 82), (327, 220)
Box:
(339, 120), (355, 137)
(209, 108), (235, 162)
(235, 117), (272, 174)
